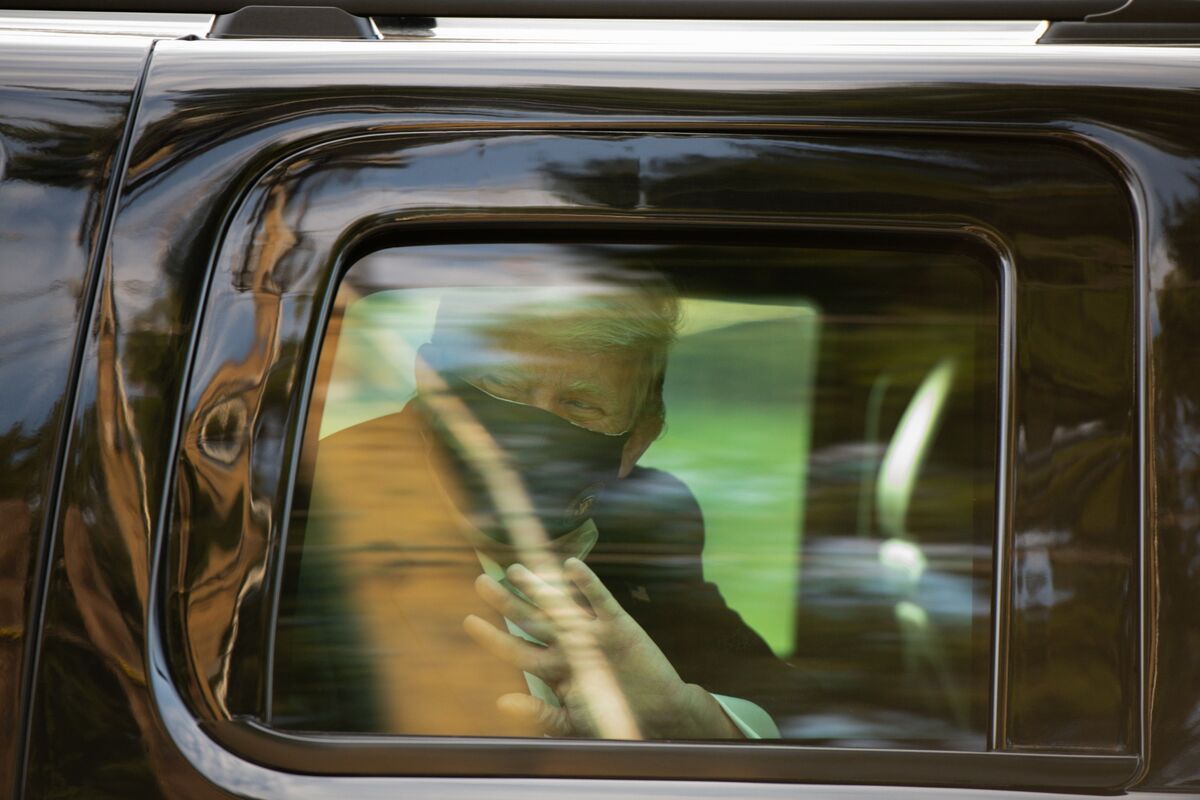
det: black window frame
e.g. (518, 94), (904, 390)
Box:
(270, 228), (1004, 748)
(157, 129), (1141, 791)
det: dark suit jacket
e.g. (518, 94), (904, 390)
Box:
(589, 467), (807, 727)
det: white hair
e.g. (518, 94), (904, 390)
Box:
(432, 277), (681, 423)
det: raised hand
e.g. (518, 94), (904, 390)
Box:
(464, 557), (741, 740)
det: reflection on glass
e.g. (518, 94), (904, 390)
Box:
(272, 241), (997, 748)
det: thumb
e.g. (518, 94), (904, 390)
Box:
(497, 693), (575, 738)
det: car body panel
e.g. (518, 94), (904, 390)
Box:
(0, 30), (153, 799)
(7, 18), (1200, 798)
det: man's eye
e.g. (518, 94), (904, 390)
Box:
(475, 374), (521, 400)
(565, 399), (602, 413)
(479, 374), (512, 390)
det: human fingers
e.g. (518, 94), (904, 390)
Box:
(496, 693), (575, 738)
(563, 558), (624, 620)
(473, 574), (556, 643)
(462, 614), (563, 679)
(505, 562), (570, 609)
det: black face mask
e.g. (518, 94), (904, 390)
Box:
(423, 375), (631, 543)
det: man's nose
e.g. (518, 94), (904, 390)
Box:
(525, 385), (560, 415)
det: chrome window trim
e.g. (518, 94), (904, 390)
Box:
(987, 228), (1017, 751)
(0, 11), (1048, 46)
(0, 10), (212, 37)
(374, 18), (1050, 47)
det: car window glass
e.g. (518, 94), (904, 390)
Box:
(272, 241), (998, 748)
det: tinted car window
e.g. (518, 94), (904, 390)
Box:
(271, 240), (998, 747)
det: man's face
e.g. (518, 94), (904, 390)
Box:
(456, 328), (647, 436)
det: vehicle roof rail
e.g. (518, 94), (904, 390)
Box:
(0, 0), (1129, 21)
(209, 4), (379, 38)
(1040, 0), (1200, 43)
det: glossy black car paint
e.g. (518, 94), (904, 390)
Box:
(170, 127), (1132, 757)
(6, 23), (1200, 800)
(0, 32), (151, 799)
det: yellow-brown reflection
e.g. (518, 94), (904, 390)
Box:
(293, 354), (640, 738)
(57, 266), (213, 795)
(303, 408), (537, 735)
(0, 499), (29, 776)
(178, 185), (294, 716)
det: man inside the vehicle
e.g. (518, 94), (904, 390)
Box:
(276, 272), (794, 739)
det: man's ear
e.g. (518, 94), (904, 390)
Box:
(619, 414), (662, 479)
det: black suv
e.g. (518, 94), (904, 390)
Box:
(3, 3), (1199, 798)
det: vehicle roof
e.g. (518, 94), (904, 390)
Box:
(0, 0), (1131, 19)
